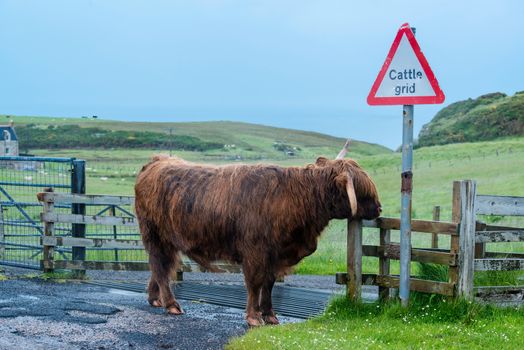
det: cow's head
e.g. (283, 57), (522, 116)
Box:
(315, 140), (382, 220)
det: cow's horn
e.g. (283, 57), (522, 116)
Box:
(336, 139), (351, 160)
(346, 174), (358, 218)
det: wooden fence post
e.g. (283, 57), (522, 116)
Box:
(109, 205), (119, 262)
(42, 198), (55, 273)
(347, 220), (362, 301)
(449, 183), (460, 289)
(474, 241), (486, 259)
(378, 228), (391, 300)
(453, 180), (477, 299)
(474, 200), (486, 258)
(432, 206), (440, 249)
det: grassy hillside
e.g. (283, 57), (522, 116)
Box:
(16, 124), (223, 151)
(417, 91), (524, 147)
(2, 115), (391, 160)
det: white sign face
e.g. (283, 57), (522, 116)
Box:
(374, 34), (435, 98)
(367, 23), (444, 105)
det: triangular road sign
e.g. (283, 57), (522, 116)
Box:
(367, 23), (445, 105)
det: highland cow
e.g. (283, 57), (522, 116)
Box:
(134, 144), (381, 326)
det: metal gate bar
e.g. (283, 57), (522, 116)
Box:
(0, 156), (77, 269)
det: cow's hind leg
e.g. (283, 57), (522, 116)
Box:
(139, 218), (165, 308)
(259, 273), (279, 325)
(149, 246), (184, 315)
(147, 278), (161, 307)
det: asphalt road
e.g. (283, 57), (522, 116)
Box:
(0, 278), (300, 350)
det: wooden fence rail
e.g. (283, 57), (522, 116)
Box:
(37, 192), (135, 206)
(38, 191), (241, 278)
(338, 194), (466, 300)
(339, 180), (524, 304)
(476, 195), (524, 216)
(473, 192), (524, 303)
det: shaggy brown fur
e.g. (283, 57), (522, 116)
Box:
(135, 155), (381, 326)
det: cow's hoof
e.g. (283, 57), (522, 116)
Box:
(166, 302), (184, 315)
(246, 315), (265, 327)
(150, 299), (162, 307)
(262, 314), (280, 325)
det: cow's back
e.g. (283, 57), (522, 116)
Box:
(134, 157), (290, 260)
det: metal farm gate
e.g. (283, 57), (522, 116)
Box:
(0, 156), (145, 270)
(0, 157), (81, 269)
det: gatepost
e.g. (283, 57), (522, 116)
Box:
(71, 159), (86, 278)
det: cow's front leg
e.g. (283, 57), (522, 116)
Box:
(243, 261), (264, 327)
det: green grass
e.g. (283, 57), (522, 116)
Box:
(417, 263), (522, 287)
(228, 263), (524, 349)
(39, 271), (86, 281)
(226, 296), (524, 350)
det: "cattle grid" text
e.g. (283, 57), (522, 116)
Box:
(388, 69), (423, 95)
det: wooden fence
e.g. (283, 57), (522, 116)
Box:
(337, 180), (524, 303)
(38, 191), (241, 279)
(471, 191), (524, 304)
(38, 183), (523, 302)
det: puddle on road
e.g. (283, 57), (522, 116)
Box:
(108, 288), (142, 297)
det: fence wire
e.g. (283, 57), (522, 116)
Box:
(0, 157), (148, 270)
(0, 157), (74, 269)
(83, 203), (146, 263)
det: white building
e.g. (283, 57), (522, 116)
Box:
(0, 122), (19, 156)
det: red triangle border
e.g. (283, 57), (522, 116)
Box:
(367, 23), (445, 105)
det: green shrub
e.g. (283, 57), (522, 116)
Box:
(17, 124), (223, 151)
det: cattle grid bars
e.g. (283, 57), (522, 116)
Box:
(0, 156), (80, 269)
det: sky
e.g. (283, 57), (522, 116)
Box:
(1, 0), (523, 149)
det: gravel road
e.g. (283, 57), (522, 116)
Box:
(1, 267), (340, 350)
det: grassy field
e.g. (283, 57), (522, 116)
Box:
(226, 295), (524, 349)
(22, 136), (524, 277)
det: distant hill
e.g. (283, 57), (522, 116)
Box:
(1, 115), (391, 160)
(417, 91), (524, 148)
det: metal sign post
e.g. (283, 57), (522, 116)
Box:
(367, 23), (444, 306)
(400, 104), (414, 306)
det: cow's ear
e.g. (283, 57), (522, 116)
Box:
(315, 157), (329, 166)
